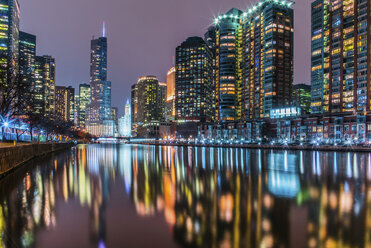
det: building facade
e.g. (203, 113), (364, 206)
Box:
(34, 55), (56, 118)
(214, 8), (244, 122)
(19, 31), (36, 85)
(54, 85), (75, 122)
(78, 83), (91, 128)
(19, 31), (36, 113)
(135, 76), (165, 124)
(66, 86), (75, 122)
(119, 99), (131, 137)
(175, 37), (213, 123)
(90, 35), (107, 84)
(165, 67), (176, 122)
(213, 1), (294, 122)
(311, 0), (371, 114)
(243, 1), (294, 119)
(293, 84), (311, 114)
(88, 26), (111, 126)
(0, 0), (19, 79)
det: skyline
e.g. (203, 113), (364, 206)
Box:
(19, 0), (311, 113)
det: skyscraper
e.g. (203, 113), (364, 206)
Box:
(311, 0), (370, 114)
(214, 8), (243, 122)
(55, 86), (67, 121)
(119, 99), (131, 137)
(66, 86), (75, 122)
(19, 31), (36, 84)
(213, 1), (294, 121)
(0, 0), (19, 79)
(19, 31), (36, 113)
(90, 28), (107, 84)
(165, 67), (175, 122)
(88, 24), (111, 125)
(78, 83), (91, 128)
(34, 55), (56, 118)
(175, 37), (213, 123)
(243, 1), (294, 119)
(133, 76), (165, 124)
(54, 85), (75, 122)
(111, 106), (118, 128)
(131, 83), (138, 128)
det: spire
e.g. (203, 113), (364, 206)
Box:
(102, 21), (106, 37)
(126, 99), (130, 105)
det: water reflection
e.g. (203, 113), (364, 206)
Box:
(0, 144), (371, 247)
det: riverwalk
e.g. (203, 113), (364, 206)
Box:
(129, 141), (371, 153)
(0, 142), (73, 178)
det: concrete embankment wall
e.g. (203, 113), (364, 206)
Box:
(0, 143), (73, 178)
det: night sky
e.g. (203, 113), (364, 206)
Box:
(19, 0), (311, 115)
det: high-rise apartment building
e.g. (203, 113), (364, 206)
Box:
(214, 8), (244, 122)
(175, 37), (213, 123)
(213, 1), (294, 121)
(243, 1), (294, 118)
(34, 55), (56, 118)
(0, 0), (19, 79)
(132, 76), (165, 124)
(311, 0), (370, 114)
(54, 85), (75, 122)
(78, 83), (91, 128)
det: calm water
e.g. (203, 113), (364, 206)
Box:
(1, 144), (371, 248)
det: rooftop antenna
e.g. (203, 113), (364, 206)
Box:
(103, 21), (106, 37)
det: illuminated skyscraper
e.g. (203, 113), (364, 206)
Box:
(311, 0), (370, 114)
(66, 86), (75, 122)
(90, 25), (107, 84)
(175, 37), (213, 123)
(214, 8), (244, 122)
(19, 31), (36, 112)
(131, 83), (138, 127)
(242, 1), (294, 119)
(78, 83), (91, 128)
(166, 67), (175, 122)
(0, 0), (19, 80)
(213, 1), (294, 121)
(87, 23), (112, 136)
(19, 31), (36, 84)
(34, 55), (56, 118)
(132, 76), (165, 125)
(54, 85), (75, 122)
(119, 99), (131, 137)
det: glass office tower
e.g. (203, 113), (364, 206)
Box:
(0, 0), (19, 79)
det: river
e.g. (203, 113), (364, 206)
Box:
(0, 144), (370, 248)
